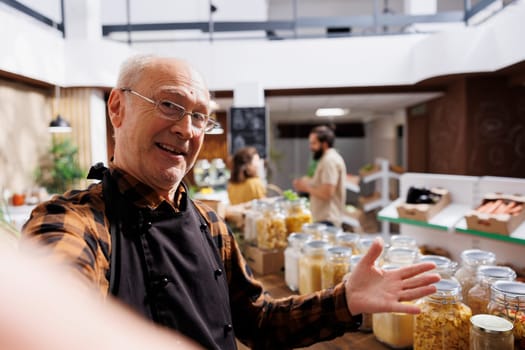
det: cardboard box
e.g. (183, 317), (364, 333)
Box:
(465, 194), (525, 235)
(396, 188), (451, 222)
(244, 245), (284, 275)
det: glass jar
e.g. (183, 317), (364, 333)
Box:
(298, 240), (330, 294)
(335, 232), (361, 255)
(454, 249), (496, 302)
(301, 223), (326, 240)
(256, 201), (287, 249)
(358, 237), (375, 253)
(285, 198), (312, 235)
(284, 233), (312, 292)
(418, 255), (458, 279)
(414, 279), (472, 350)
(467, 265), (516, 315)
(244, 200), (265, 244)
(372, 265), (414, 349)
(384, 247), (419, 266)
(321, 246), (352, 289)
(487, 280), (525, 349)
(470, 314), (514, 350)
(320, 226), (342, 245)
(390, 235), (418, 249)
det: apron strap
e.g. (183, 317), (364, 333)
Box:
(87, 162), (121, 295)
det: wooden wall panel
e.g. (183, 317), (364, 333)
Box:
(466, 77), (525, 177)
(60, 88), (92, 174)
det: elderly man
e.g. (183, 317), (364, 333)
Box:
(23, 55), (439, 349)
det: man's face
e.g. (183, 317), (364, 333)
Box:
(109, 58), (210, 198)
(309, 133), (324, 160)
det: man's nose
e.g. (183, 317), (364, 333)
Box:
(170, 113), (195, 139)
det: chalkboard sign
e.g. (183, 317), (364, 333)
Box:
(228, 107), (268, 158)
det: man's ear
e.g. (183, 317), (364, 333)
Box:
(107, 89), (124, 128)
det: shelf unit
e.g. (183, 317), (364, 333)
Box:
(378, 173), (525, 266)
(343, 158), (400, 239)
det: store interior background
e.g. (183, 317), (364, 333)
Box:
(1, 0), (524, 203)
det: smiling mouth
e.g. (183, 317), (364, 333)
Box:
(156, 142), (186, 156)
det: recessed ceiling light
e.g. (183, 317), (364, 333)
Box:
(315, 108), (349, 117)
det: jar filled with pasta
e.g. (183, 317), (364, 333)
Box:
(418, 255), (458, 279)
(487, 280), (525, 349)
(284, 233), (312, 292)
(321, 246), (352, 289)
(372, 265), (414, 349)
(256, 201), (287, 249)
(284, 197), (312, 235)
(335, 232), (361, 255)
(454, 249), (496, 302)
(470, 314), (514, 350)
(414, 279), (471, 350)
(301, 223), (326, 240)
(298, 240), (330, 294)
(467, 265), (516, 315)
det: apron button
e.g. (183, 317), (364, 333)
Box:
(214, 268), (223, 278)
(223, 323), (233, 335)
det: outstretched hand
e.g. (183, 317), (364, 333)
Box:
(345, 237), (440, 315)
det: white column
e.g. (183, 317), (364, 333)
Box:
(233, 82), (264, 107)
(89, 90), (108, 166)
(63, 0), (102, 40)
(403, 0), (437, 15)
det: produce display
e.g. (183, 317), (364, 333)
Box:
(466, 193), (525, 235)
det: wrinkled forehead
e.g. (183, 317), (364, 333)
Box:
(142, 57), (210, 100)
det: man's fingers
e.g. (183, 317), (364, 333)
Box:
(397, 262), (437, 279)
(401, 272), (441, 290)
(389, 302), (424, 315)
(359, 237), (384, 266)
(398, 285), (438, 304)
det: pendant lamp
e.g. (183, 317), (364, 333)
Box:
(48, 85), (72, 133)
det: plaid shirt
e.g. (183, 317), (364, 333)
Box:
(22, 167), (360, 349)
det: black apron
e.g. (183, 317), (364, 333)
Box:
(88, 164), (236, 349)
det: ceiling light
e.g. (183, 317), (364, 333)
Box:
(315, 108), (349, 117)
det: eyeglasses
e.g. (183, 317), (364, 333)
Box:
(120, 88), (220, 133)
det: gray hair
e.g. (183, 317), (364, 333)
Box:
(116, 54), (158, 89)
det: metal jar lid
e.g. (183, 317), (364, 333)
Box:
(470, 314), (514, 334)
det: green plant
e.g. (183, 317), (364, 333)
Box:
(36, 138), (84, 194)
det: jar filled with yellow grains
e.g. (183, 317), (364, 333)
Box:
(285, 198), (312, 235)
(414, 279), (471, 350)
(284, 233), (312, 292)
(487, 280), (525, 349)
(301, 223), (326, 240)
(321, 246), (352, 289)
(256, 201), (287, 249)
(372, 265), (415, 349)
(298, 240), (330, 294)
(418, 255), (458, 279)
(467, 265), (516, 316)
(335, 232), (361, 255)
(470, 314), (514, 350)
(454, 249), (496, 302)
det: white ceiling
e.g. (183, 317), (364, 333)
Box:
(215, 92), (443, 123)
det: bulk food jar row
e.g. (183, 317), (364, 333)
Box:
(283, 229), (525, 350)
(234, 193), (525, 349)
